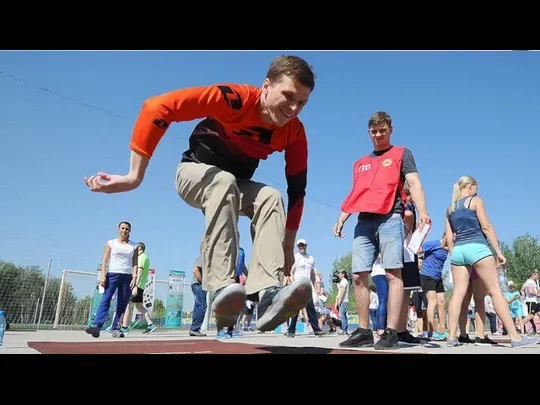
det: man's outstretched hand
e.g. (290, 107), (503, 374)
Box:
(84, 172), (140, 194)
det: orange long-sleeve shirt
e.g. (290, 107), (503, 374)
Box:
(129, 83), (308, 231)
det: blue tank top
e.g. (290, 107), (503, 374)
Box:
(448, 197), (488, 246)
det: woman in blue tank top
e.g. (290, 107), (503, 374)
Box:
(444, 176), (538, 348)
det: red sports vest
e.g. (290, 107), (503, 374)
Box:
(340, 146), (407, 215)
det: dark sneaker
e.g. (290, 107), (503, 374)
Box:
(374, 328), (400, 350)
(85, 326), (100, 338)
(314, 330), (326, 337)
(474, 336), (499, 346)
(285, 332), (295, 338)
(189, 330), (207, 337)
(339, 327), (374, 348)
(397, 331), (425, 345)
(256, 278), (312, 332)
(212, 283), (246, 329)
(458, 334), (475, 344)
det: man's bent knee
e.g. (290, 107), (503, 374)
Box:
(211, 170), (238, 190)
(257, 186), (284, 207)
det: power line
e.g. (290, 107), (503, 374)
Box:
(0, 71), (126, 120)
(1, 70), (340, 213)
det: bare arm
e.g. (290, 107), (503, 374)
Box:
(338, 211), (352, 224)
(126, 150), (150, 188)
(336, 282), (345, 305)
(127, 84), (251, 187)
(334, 211), (352, 238)
(444, 211), (455, 252)
(290, 263), (296, 282)
(405, 172), (428, 218)
(193, 266), (203, 283)
(523, 284), (537, 296)
(404, 210), (414, 235)
(310, 267), (316, 286)
(135, 266), (142, 287)
(131, 250), (139, 287)
(101, 243), (111, 281)
(313, 269), (322, 294)
(471, 197), (501, 254)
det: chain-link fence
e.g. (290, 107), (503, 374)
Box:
(0, 263), (204, 330)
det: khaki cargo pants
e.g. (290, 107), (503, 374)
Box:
(176, 162), (286, 295)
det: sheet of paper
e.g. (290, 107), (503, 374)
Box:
(403, 241), (416, 263)
(407, 222), (432, 255)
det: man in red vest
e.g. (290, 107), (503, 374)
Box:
(333, 111), (430, 350)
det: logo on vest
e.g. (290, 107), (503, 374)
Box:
(358, 164), (371, 172)
(382, 158), (392, 167)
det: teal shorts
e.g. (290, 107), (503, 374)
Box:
(450, 243), (493, 266)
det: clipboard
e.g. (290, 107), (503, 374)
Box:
(406, 222), (432, 255)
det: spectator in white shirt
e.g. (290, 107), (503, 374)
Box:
(484, 295), (497, 334)
(520, 271), (540, 334)
(286, 239), (325, 337)
(368, 284), (379, 330)
(337, 270), (350, 335)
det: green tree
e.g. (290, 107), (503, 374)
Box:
(0, 262), (46, 324)
(18, 266), (45, 323)
(0, 260), (81, 327)
(41, 278), (62, 324)
(328, 252), (356, 313)
(153, 298), (166, 318)
(0, 261), (25, 321)
(501, 234), (540, 287)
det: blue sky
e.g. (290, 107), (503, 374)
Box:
(1, 50), (539, 308)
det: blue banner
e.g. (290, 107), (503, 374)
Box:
(165, 270), (185, 328)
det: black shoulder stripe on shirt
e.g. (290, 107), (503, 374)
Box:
(217, 86), (243, 110)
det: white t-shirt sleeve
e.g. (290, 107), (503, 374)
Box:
(524, 280), (538, 302)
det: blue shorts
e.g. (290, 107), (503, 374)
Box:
(510, 305), (523, 318)
(352, 213), (404, 273)
(450, 243), (493, 266)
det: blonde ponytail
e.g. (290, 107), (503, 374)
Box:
(449, 175), (477, 214)
(449, 182), (461, 214)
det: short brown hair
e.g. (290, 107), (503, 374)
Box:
(266, 55), (316, 91)
(368, 111), (392, 128)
